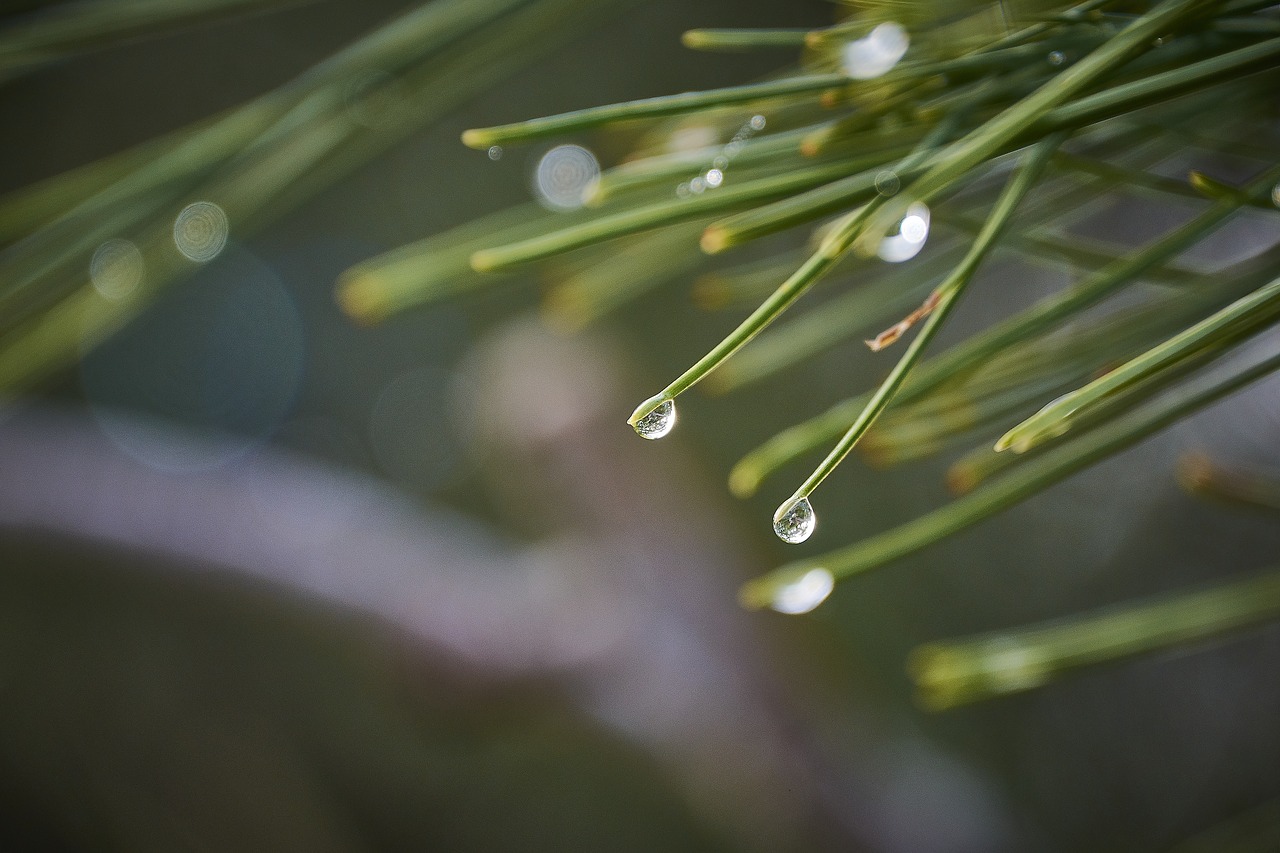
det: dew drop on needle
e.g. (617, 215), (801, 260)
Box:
(633, 399), (676, 439)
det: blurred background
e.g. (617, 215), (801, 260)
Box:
(1, 1), (1279, 850)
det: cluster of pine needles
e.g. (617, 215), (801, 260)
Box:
(2, 0), (1280, 714)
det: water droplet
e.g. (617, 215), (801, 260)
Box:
(633, 399), (676, 439)
(749, 115), (766, 131)
(533, 144), (600, 211)
(488, 145), (503, 161)
(173, 201), (229, 263)
(877, 202), (930, 263)
(676, 182), (691, 198)
(773, 497), (816, 544)
(874, 170), (900, 196)
(689, 176), (707, 194)
(1272, 182), (1280, 208)
(770, 566), (834, 614)
(705, 168), (724, 188)
(712, 155), (728, 170)
(1047, 50), (1065, 66)
(842, 22), (909, 80)
(90, 239), (144, 300)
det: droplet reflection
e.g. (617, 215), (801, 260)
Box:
(632, 399), (675, 440)
(534, 144), (600, 211)
(488, 145), (503, 161)
(773, 496), (816, 544)
(842, 22), (909, 80)
(771, 567), (834, 614)
(878, 202), (930, 263)
(173, 201), (229, 263)
(90, 239), (144, 300)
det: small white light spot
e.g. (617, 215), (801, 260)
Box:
(771, 567), (834, 615)
(533, 144), (600, 211)
(901, 213), (928, 244)
(842, 22), (909, 80)
(878, 202), (930, 263)
(173, 201), (229, 263)
(90, 239), (144, 301)
(704, 168), (724, 188)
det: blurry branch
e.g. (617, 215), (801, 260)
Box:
(907, 568), (1280, 710)
(0, 0), (318, 83)
(0, 0), (634, 391)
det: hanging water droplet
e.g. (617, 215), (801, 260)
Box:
(1047, 50), (1065, 66)
(632, 399), (676, 439)
(487, 145), (503, 161)
(770, 567), (834, 615)
(773, 497), (816, 544)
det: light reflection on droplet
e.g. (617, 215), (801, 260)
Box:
(773, 496), (816, 544)
(842, 22), (909, 80)
(771, 567), (834, 614)
(488, 145), (503, 161)
(878, 202), (931, 263)
(875, 170), (901, 196)
(533, 144), (600, 211)
(705, 168), (724, 188)
(632, 399), (675, 439)
(1048, 50), (1066, 66)
(173, 201), (229, 263)
(749, 114), (766, 131)
(90, 239), (144, 301)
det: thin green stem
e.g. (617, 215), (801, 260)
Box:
(999, 272), (1280, 452)
(909, 568), (1280, 710)
(681, 28), (812, 51)
(461, 73), (849, 149)
(740, 348), (1280, 608)
(780, 135), (1061, 513)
